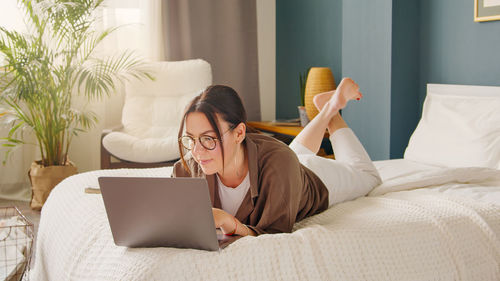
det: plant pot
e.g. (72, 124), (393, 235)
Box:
(298, 106), (309, 127)
(28, 161), (77, 211)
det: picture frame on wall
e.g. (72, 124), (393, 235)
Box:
(475, 0), (500, 22)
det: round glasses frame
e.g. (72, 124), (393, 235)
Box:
(179, 127), (234, 151)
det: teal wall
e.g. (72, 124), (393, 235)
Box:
(276, 0), (342, 119)
(419, 0), (500, 104)
(390, 0), (420, 159)
(277, 0), (500, 160)
(341, 0), (393, 160)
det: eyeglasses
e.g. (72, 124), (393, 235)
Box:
(179, 127), (234, 151)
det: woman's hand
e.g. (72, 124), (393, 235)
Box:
(212, 208), (234, 234)
(212, 208), (255, 236)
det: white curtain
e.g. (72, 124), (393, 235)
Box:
(96, 0), (165, 61)
(0, 0), (164, 201)
(70, 0), (165, 174)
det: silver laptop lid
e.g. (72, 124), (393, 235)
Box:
(98, 177), (219, 251)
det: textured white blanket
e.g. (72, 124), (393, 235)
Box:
(32, 163), (500, 280)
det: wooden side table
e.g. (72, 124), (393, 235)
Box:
(247, 121), (334, 158)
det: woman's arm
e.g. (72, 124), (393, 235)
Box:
(212, 208), (256, 236)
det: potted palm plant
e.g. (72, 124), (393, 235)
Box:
(0, 0), (153, 210)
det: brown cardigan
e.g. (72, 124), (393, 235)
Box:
(172, 133), (329, 235)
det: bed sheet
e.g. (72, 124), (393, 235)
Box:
(373, 159), (500, 205)
(31, 159), (500, 280)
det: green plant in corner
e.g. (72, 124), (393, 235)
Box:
(299, 70), (308, 106)
(0, 0), (153, 209)
(298, 69), (310, 127)
(0, 0), (153, 164)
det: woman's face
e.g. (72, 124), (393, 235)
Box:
(184, 112), (238, 175)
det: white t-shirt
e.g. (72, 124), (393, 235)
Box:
(217, 172), (251, 216)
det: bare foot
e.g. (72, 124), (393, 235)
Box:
(324, 78), (362, 114)
(332, 78), (362, 109)
(313, 91), (334, 111)
(313, 78), (362, 114)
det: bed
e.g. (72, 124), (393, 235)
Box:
(31, 84), (500, 280)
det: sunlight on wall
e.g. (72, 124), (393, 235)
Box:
(0, 1), (35, 201)
(0, 1), (25, 31)
(0, 0), (26, 64)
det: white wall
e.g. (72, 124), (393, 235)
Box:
(0, 1), (35, 201)
(256, 0), (276, 121)
(0, 1), (24, 32)
(0, 0), (25, 64)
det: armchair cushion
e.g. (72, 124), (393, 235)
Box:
(102, 131), (179, 163)
(102, 59), (212, 163)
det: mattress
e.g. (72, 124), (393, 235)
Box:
(31, 159), (500, 280)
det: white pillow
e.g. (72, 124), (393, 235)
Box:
(404, 84), (500, 169)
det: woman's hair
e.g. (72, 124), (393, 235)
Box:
(178, 85), (248, 173)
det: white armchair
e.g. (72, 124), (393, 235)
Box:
(101, 59), (212, 169)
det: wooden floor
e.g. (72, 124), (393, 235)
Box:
(0, 199), (41, 272)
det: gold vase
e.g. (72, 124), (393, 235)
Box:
(304, 67), (336, 121)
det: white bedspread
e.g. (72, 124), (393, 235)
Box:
(32, 160), (500, 280)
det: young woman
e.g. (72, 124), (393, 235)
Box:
(173, 78), (381, 236)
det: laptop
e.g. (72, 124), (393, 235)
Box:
(98, 176), (239, 251)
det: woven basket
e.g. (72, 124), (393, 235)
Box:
(304, 67), (336, 121)
(28, 160), (77, 210)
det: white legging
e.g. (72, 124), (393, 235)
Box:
(289, 128), (382, 206)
